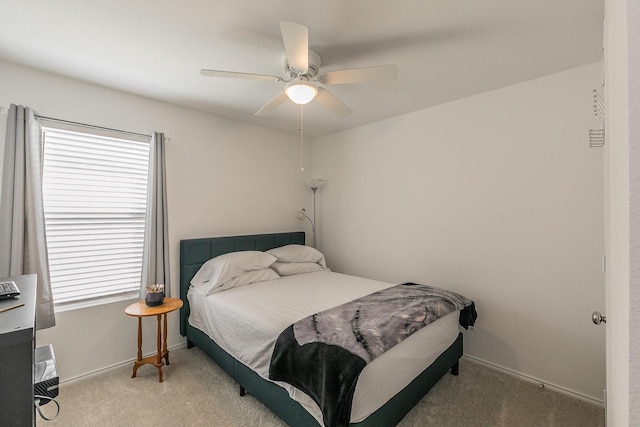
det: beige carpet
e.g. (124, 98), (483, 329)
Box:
(36, 347), (604, 427)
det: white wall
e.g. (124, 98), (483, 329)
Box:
(311, 63), (605, 402)
(0, 107), (6, 179)
(0, 61), (309, 380)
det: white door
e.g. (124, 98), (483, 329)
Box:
(602, 0), (638, 425)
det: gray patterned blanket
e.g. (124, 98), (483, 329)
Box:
(268, 282), (477, 427)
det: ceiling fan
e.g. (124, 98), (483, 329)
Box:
(200, 21), (398, 118)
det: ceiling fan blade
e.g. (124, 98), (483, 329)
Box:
(315, 88), (352, 118)
(280, 21), (308, 73)
(255, 92), (289, 116)
(321, 65), (398, 85)
(200, 69), (281, 82)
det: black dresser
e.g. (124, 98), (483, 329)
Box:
(0, 274), (37, 425)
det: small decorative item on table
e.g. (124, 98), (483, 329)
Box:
(145, 284), (164, 307)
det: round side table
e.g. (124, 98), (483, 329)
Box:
(125, 297), (183, 382)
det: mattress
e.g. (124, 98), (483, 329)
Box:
(187, 270), (460, 425)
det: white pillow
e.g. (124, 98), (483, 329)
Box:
(267, 244), (326, 268)
(190, 251), (277, 290)
(270, 261), (326, 276)
(207, 268), (280, 295)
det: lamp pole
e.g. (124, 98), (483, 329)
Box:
(311, 186), (318, 248)
(300, 178), (324, 248)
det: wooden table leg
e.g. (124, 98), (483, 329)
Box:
(156, 314), (163, 382)
(131, 317), (143, 378)
(130, 315), (165, 382)
(162, 312), (170, 365)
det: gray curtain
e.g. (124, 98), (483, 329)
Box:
(140, 132), (170, 298)
(0, 104), (55, 329)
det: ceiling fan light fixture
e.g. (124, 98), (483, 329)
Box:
(285, 81), (318, 105)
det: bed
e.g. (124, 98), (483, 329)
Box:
(179, 231), (474, 427)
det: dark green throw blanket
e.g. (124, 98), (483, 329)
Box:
(268, 282), (477, 427)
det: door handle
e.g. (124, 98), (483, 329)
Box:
(592, 311), (606, 325)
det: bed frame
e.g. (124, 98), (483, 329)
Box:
(179, 231), (463, 427)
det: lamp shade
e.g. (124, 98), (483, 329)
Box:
(304, 178), (326, 190)
(285, 81), (318, 105)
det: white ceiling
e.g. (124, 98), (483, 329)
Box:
(0, 0), (604, 138)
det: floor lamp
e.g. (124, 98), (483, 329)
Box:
(296, 178), (325, 247)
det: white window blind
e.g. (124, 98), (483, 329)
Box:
(41, 126), (150, 305)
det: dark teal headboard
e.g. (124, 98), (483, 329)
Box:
(179, 231), (305, 336)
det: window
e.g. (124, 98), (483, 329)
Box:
(41, 124), (150, 307)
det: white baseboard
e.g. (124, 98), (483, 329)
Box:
(462, 354), (604, 407)
(59, 342), (188, 385)
(59, 344), (605, 409)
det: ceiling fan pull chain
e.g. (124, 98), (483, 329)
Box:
(300, 103), (304, 171)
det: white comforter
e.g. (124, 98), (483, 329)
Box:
(187, 270), (460, 425)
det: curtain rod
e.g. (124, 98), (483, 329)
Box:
(34, 114), (152, 139)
